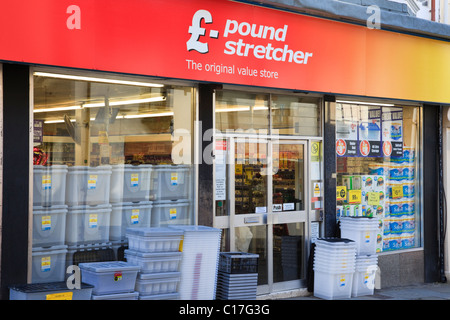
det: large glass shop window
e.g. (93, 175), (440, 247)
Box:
(31, 71), (194, 284)
(335, 103), (421, 252)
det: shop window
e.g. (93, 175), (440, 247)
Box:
(31, 71), (195, 284)
(271, 95), (321, 136)
(335, 102), (421, 252)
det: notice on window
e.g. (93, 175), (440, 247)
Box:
(215, 140), (227, 200)
(358, 106), (382, 157)
(382, 107), (403, 157)
(336, 104), (358, 157)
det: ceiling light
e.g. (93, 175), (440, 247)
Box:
(84, 96), (166, 108)
(34, 72), (164, 88)
(34, 105), (80, 113)
(124, 112), (174, 119)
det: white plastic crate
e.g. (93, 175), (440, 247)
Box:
(138, 292), (179, 300)
(313, 269), (354, 300)
(65, 204), (112, 245)
(124, 250), (182, 273)
(153, 165), (191, 201)
(32, 205), (68, 247)
(126, 227), (183, 253)
(66, 166), (112, 206)
(135, 272), (181, 296)
(31, 245), (68, 284)
(352, 265), (378, 297)
(79, 261), (140, 295)
(110, 164), (154, 203)
(33, 165), (68, 206)
(91, 291), (139, 300)
(110, 201), (152, 241)
(340, 218), (379, 255)
(151, 200), (190, 227)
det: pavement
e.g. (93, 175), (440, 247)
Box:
(285, 282), (450, 300)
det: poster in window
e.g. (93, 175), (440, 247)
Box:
(336, 104), (358, 157)
(382, 107), (403, 157)
(358, 106), (382, 157)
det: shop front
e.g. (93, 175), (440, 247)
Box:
(0, 0), (449, 299)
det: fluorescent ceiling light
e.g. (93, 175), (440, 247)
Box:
(34, 96), (165, 113)
(34, 72), (164, 88)
(84, 96), (166, 108)
(124, 111), (174, 119)
(35, 105), (80, 113)
(336, 100), (395, 107)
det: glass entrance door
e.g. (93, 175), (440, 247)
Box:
(215, 136), (309, 294)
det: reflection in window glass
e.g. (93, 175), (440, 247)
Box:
(31, 71), (194, 284)
(271, 95), (321, 136)
(215, 90), (269, 133)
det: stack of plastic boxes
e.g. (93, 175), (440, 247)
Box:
(216, 252), (259, 300)
(170, 225), (222, 300)
(125, 227), (183, 300)
(32, 165), (69, 284)
(152, 165), (191, 227)
(109, 164), (154, 257)
(65, 166), (113, 267)
(337, 173), (388, 253)
(79, 261), (140, 300)
(339, 217), (379, 297)
(313, 238), (357, 300)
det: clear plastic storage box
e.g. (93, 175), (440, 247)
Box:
(135, 272), (181, 296)
(110, 201), (152, 241)
(32, 205), (68, 247)
(153, 165), (191, 201)
(31, 245), (68, 284)
(126, 227), (183, 253)
(91, 291), (139, 300)
(79, 261), (140, 295)
(9, 282), (94, 300)
(66, 166), (112, 206)
(65, 204), (112, 245)
(110, 164), (154, 203)
(124, 250), (182, 273)
(33, 165), (68, 206)
(151, 200), (190, 227)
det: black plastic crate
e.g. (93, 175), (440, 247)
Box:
(219, 252), (259, 274)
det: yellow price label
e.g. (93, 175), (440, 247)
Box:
(392, 185), (403, 199)
(367, 192), (380, 206)
(348, 190), (361, 204)
(336, 186), (347, 201)
(46, 292), (73, 300)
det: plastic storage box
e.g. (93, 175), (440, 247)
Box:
(79, 261), (140, 295)
(138, 292), (179, 300)
(31, 245), (68, 284)
(110, 164), (154, 203)
(91, 291), (139, 300)
(169, 225), (221, 300)
(33, 165), (68, 206)
(219, 252), (259, 274)
(66, 166), (112, 206)
(151, 200), (190, 227)
(110, 201), (152, 241)
(66, 242), (115, 268)
(352, 254), (378, 297)
(32, 205), (68, 247)
(340, 217), (379, 255)
(124, 250), (182, 273)
(153, 165), (191, 200)
(126, 227), (183, 253)
(65, 204), (112, 245)
(135, 272), (181, 296)
(9, 282), (94, 300)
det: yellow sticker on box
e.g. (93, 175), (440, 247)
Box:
(46, 292), (73, 300)
(348, 190), (361, 204)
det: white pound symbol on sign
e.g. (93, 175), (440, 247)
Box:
(187, 10), (219, 53)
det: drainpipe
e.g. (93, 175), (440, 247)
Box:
(432, 0), (436, 21)
(439, 105), (447, 283)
